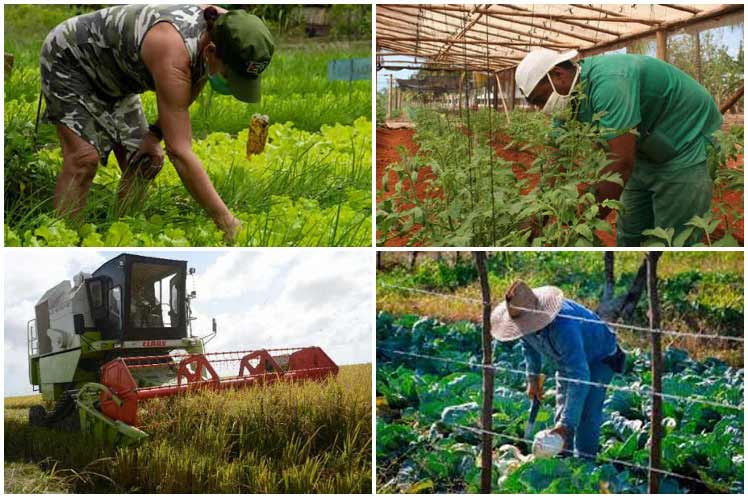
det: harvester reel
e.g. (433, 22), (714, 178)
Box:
(177, 354), (220, 387)
(61, 347), (337, 447)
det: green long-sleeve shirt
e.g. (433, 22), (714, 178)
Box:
(574, 54), (722, 170)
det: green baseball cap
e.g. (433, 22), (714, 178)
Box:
(212, 11), (275, 103)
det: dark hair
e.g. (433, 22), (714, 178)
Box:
(204, 6), (220, 30)
(204, 7), (224, 57)
(556, 60), (576, 72)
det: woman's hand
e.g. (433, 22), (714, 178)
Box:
(129, 132), (165, 180)
(218, 214), (242, 244)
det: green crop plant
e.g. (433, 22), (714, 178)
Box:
(377, 106), (623, 247)
(6, 119), (372, 247)
(5, 5), (372, 247)
(376, 314), (744, 494)
(5, 364), (372, 493)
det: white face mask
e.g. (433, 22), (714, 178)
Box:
(541, 66), (580, 116)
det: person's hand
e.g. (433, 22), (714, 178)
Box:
(548, 424), (570, 445)
(130, 132), (165, 180)
(527, 374), (545, 401)
(218, 214), (242, 244)
(520, 215), (550, 241)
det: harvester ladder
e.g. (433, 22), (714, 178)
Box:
(27, 319), (38, 357)
(27, 319), (39, 392)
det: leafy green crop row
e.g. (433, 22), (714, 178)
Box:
(377, 107), (624, 247)
(376, 313), (744, 494)
(5, 5), (372, 247)
(6, 118), (372, 246)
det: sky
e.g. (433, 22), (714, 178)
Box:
(4, 249), (373, 396)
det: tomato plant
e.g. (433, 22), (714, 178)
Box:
(377, 106), (622, 247)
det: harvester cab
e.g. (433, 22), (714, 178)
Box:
(27, 253), (339, 446)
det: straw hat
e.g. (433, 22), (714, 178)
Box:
(490, 281), (564, 342)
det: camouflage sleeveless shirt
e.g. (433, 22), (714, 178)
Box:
(42, 4), (207, 97)
(40, 5), (208, 163)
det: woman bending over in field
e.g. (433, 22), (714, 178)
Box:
(40, 4), (275, 239)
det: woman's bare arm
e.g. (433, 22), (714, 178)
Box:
(141, 22), (237, 233)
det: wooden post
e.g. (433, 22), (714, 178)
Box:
(473, 251), (493, 494)
(694, 31), (702, 84)
(720, 83), (744, 115)
(494, 73), (511, 122)
(656, 30), (668, 62)
(458, 72), (465, 117)
(647, 251), (663, 494)
(387, 74), (393, 119)
(509, 71), (516, 111)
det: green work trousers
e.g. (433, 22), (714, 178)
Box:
(616, 159), (713, 247)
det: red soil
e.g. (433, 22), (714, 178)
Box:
(376, 128), (433, 246)
(711, 153), (744, 245)
(377, 128), (743, 247)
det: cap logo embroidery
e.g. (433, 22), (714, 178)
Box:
(246, 61), (268, 76)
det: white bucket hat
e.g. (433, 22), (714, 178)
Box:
(515, 49), (578, 99)
(490, 281), (564, 342)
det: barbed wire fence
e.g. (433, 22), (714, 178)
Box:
(377, 251), (744, 493)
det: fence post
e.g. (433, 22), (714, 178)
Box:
(473, 251), (493, 493)
(647, 251), (663, 494)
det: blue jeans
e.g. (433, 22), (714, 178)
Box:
(554, 360), (614, 457)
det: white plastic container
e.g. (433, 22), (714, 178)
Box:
(532, 429), (564, 457)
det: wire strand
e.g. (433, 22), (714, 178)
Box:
(379, 348), (744, 411)
(378, 282), (745, 343)
(455, 424), (716, 487)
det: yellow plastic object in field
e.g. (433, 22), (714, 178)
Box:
(246, 114), (270, 159)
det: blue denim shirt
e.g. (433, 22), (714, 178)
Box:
(521, 299), (617, 430)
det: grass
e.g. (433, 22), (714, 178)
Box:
(377, 252), (744, 365)
(5, 364), (372, 493)
(4, 462), (70, 494)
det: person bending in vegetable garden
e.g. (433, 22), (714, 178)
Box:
(515, 49), (722, 246)
(40, 4), (275, 240)
(491, 281), (626, 457)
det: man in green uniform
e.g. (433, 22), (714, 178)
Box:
(515, 49), (722, 246)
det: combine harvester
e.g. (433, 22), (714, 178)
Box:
(27, 253), (338, 445)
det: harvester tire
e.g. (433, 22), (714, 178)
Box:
(46, 390), (80, 431)
(29, 404), (47, 427)
(29, 390), (80, 430)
